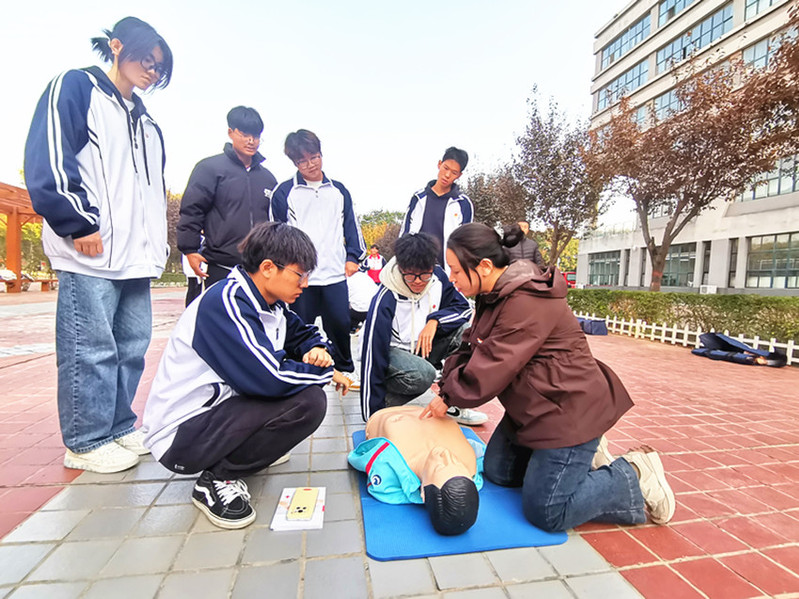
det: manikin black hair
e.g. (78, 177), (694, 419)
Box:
(423, 476), (479, 536)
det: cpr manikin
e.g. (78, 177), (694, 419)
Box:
(349, 405), (483, 535)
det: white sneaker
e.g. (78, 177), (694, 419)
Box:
(592, 435), (615, 470)
(269, 452), (291, 467)
(623, 450), (676, 524)
(447, 406), (488, 426)
(64, 443), (140, 474)
(345, 373), (360, 391)
(115, 430), (150, 456)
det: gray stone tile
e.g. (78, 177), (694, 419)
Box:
(64, 507), (145, 540)
(538, 536), (611, 577)
(261, 472), (310, 496)
(311, 452), (350, 471)
(7, 582), (87, 598)
(486, 548), (557, 583)
(172, 530), (246, 570)
(313, 425), (346, 438)
(268, 452), (310, 473)
(344, 413), (366, 426)
(83, 575), (162, 599)
(232, 562), (300, 599)
(1, 510), (88, 543)
(429, 554), (498, 590)
(443, 589), (509, 599)
(153, 479), (195, 506)
(27, 539), (121, 582)
(507, 580), (575, 599)
(564, 571), (643, 598)
(292, 438), (311, 454)
(122, 460), (174, 481)
(159, 569), (235, 599)
(368, 558), (436, 598)
(325, 492), (357, 522)
(312, 437), (348, 453)
(98, 536), (183, 577)
(99, 482), (166, 507)
(252, 496), (282, 526)
(306, 519), (363, 557)
(134, 504), (197, 536)
(303, 556), (367, 599)
(0, 544), (55, 586)
(39, 486), (116, 511)
(241, 527), (303, 564)
(309, 470), (357, 493)
(71, 469), (129, 485)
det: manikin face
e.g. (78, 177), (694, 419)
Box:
(261, 261), (310, 305)
(446, 249), (480, 297)
(420, 447), (470, 490)
(296, 151), (323, 182)
(118, 44), (164, 92)
(229, 128), (261, 160)
(436, 159), (462, 189)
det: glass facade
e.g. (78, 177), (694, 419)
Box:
(597, 60), (649, 111)
(728, 238), (739, 287)
(656, 4), (733, 73)
(659, 0), (697, 26)
(745, 0), (779, 19)
(662, 243), (697, 286)
(746, 232), (799, 288)
(701, 241), (711, 285)
(743, 36), (774, 68)
(654, 88), (682, 120)
(601, 14), (651, 70)
(740, 154), (799, 201)
(588, 251), (621, 286)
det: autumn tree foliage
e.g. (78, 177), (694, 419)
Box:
(515, 92), (604, 268)
(358, 210), (403, 259)
(585, 4), (799, 291)
(463, 166), (525, 229)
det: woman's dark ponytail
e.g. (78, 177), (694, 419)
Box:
(90, 30), (113, 62)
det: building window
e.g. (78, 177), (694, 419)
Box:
(623, 249), (631, 286)
(701, 241), (711, 285)
(601, 14), (651, 70)
(588, 251), (621, 286)
(740, 154), (798, 201)
(656, 4), (733, 74)
(745, 0), (780, 19)
(746, 232), (799, 288)
(597, 60), (649, 111)
(743, 37), (775, 68)
(728, 238), (738, 287)
(640, 248), (648, 287)
(654, 88), (683, 120)
(659, 0), (696, 26)
(662, 243), (696, 286)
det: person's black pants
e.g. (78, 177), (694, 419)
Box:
(159, 386), (326, 479)
(291, 280), (353, 372)
(204, 262), (234, 289)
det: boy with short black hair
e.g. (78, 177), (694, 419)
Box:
(271, 129), (366, 376)
(401, 147), (474, 268)
(359, 233), (477, 422)
(142, 222), (348, 529)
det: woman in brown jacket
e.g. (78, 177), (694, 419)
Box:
(421, 223), (675, 532)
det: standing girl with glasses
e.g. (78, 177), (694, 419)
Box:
(24, 17), (174, 474)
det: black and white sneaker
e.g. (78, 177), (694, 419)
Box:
(191, 471), (256, 529)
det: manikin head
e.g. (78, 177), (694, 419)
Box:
(420, 447), (479, 535)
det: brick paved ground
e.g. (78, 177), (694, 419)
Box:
(1, 288), (798, 597)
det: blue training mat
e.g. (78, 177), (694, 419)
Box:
(351, 429), (567, 561)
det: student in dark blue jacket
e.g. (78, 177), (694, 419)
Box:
(271, 129), (366, 374)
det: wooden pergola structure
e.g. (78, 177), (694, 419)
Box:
(0, 182), (41, 293)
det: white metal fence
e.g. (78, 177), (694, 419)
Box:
(573, 311), (798, 367)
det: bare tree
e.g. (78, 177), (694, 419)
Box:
(515, 91), (604, 268)
(585, 7), (799, 291)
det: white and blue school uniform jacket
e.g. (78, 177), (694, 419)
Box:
(400, 183), (473, 269)
(142, 266), (334, 461)
(348, 435), (485, 505)
(271, 173), (366, 286)
(24, 66), (169, 279)
(360, 265), (472, 420)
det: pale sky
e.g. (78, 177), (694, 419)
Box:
(1, 0), (623, 218)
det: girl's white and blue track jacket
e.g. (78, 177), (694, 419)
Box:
(359, 265), (472, 420)
(24, 66), (169, 279)
(142, 266), (334, 460)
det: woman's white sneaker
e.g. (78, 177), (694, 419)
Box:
(446, 406), (488, 426)
(64, 443), (140, 474)
(623, 449), (676, 524)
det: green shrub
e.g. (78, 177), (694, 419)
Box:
(566, 289), (799, 342)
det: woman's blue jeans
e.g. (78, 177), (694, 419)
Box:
(55, 272), (152, 452)
(483, 424), (646, 532)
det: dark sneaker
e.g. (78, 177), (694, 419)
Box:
(191, 471), (256, 529)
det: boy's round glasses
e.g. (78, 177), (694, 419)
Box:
(233, 129), (262, 144)
(140, 55), (165, 77)
(295, 154), (322, 169)
(399, 270), (433, 284)
(275, 263), (312, 284)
